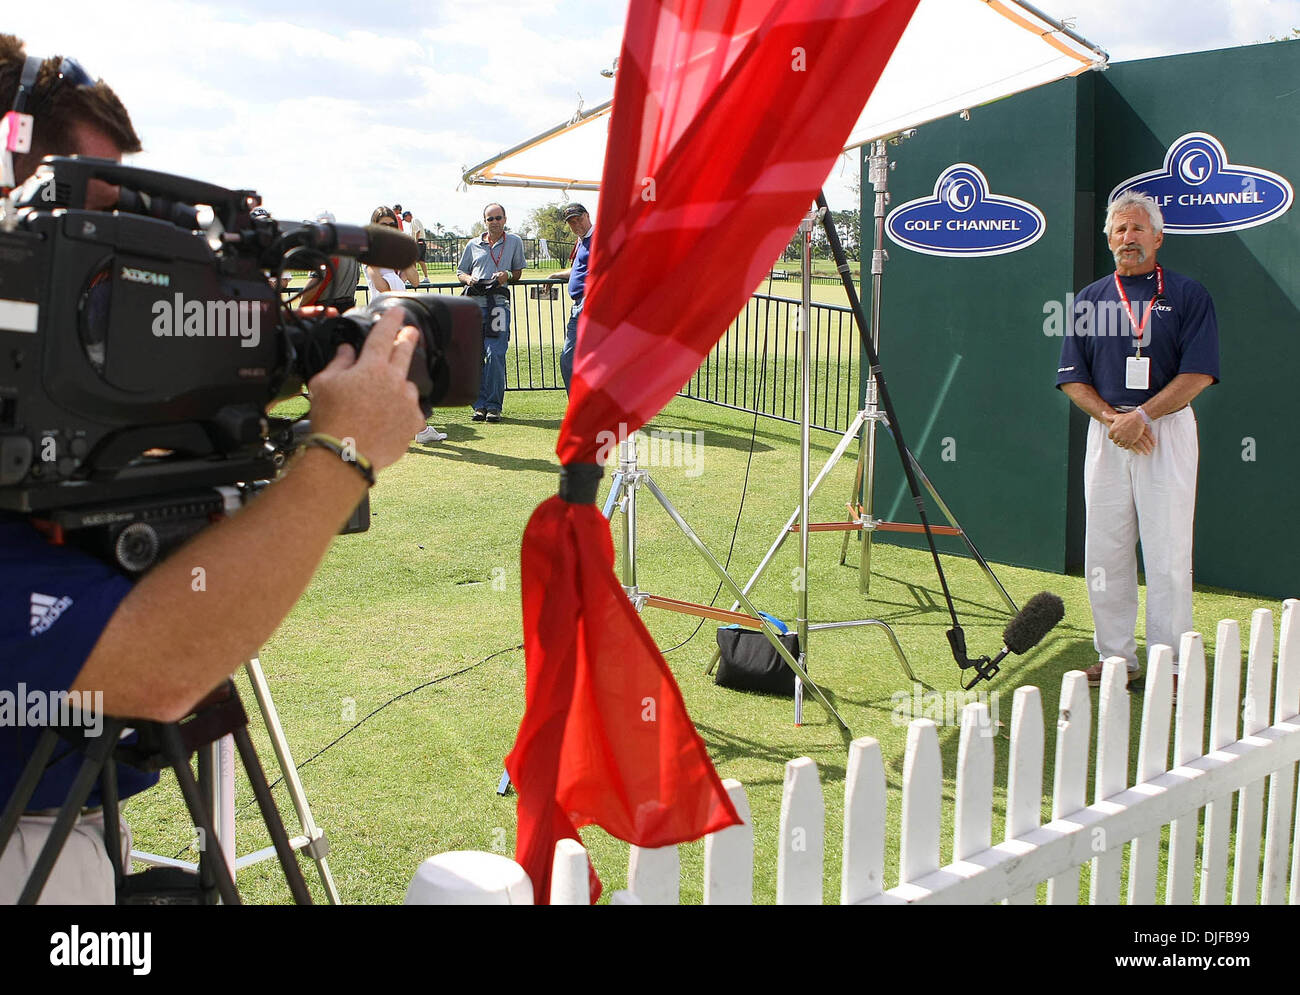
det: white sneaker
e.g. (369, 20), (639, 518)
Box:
(415, 426), (447, 444)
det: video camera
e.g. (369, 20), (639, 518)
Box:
(0, 156), (482, 570)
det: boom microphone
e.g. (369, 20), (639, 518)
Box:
(947, 592), (1065, 688)
(992, 592), (1065, 664)
(290, 222), (419, 270)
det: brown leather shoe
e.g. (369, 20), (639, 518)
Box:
(1085, 661), (1141, 688)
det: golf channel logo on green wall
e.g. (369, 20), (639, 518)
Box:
(1109, 132), (1294, 234)
(885, 163), (1045, 257)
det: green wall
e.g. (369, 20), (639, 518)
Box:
(864, 40), (1299, 599)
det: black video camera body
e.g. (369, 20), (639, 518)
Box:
(0, 157), (482, 568)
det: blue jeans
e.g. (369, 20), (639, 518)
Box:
(560, 297), (582, 394)
(473, 300), (510, 414)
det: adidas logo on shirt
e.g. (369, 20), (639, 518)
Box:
(30, 592), (74, 636)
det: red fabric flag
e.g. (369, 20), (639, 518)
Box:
(507, 0), (919, 903)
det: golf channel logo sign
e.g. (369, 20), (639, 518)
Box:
(1109, 132), (1294, 234)
(885, 164), (1045, 257)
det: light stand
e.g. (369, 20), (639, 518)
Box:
(604, 438), (851, 737)
(495, 425), (858, 799)
(706, 152), (1017, 690)
(837, 139), (1016, 611)
(705, 204), (918, 691)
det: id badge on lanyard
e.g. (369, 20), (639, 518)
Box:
(1126, 355), (1150, 390)
(1115, 265), (1163, 393)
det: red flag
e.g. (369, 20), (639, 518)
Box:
(507, 0), (919, 903)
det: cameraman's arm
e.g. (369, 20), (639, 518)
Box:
(69, 312), (426, 722)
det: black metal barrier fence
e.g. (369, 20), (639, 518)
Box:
(417, 235), (575, 271)
(290, 279), (860, 432)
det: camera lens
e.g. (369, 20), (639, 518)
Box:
(282, 293), (483, 411)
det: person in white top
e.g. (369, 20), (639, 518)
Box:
(366, 206), (419, 294)
(403, 211), (431, 285)
(368, 206), (445, 445)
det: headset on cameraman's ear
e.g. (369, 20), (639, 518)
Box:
(2, 54), (95, 193)
(1, 56), (42, 191)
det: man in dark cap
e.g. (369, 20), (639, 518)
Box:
(549, 202), (594, 394)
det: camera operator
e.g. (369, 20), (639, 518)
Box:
(0, 36), (427, 903)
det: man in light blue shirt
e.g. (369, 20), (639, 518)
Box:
(457, 203), (525, 422)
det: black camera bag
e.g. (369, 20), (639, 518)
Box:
(714, 626), (799, 696)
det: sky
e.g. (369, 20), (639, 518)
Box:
(7, 1), (1300, 233)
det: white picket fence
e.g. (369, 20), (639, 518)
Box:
(409, 601), (1300, 905)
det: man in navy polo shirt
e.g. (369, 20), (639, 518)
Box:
(457, 203), (525, 422)
(1056, 190), (1219, 689)
(549, 202), (594, 395)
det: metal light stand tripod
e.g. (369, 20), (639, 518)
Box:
(603, 437), (851, 736)
(704, 207), (915, 718)
(706, 165), (1017, 701)
(129, 656), (340, 904)
(839, 140), (1017, 612)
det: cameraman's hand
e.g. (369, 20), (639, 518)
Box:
(306, 310), (425, 471)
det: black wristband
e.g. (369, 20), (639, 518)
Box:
(301, 433), (376, 487)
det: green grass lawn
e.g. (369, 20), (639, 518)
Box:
(122, 388), (1282, 904)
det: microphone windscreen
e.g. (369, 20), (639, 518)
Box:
(360, 224), (419, 269)
(1003, 592), (1065, 655)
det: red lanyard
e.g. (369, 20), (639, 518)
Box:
(1113, 264), (1163, 356)
(486, 235), (505, 269)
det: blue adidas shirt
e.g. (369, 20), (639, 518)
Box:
(1055, 266), (1220, 407)
(1, 519), (158, 811)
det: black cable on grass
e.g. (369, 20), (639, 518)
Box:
(172, 642), (525, 850)
(268, 641), (525, 785)
(662, 324), (770, 654)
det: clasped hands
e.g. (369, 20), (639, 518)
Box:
(1104, 409), (1155, 455)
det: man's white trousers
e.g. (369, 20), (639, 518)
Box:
(1083, 407), (1198, 671)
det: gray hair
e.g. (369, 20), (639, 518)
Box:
(1104, 190), (1163, 236)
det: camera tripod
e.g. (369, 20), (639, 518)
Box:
(126, 656), (341, 903)
(0, 678), (313, 904)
